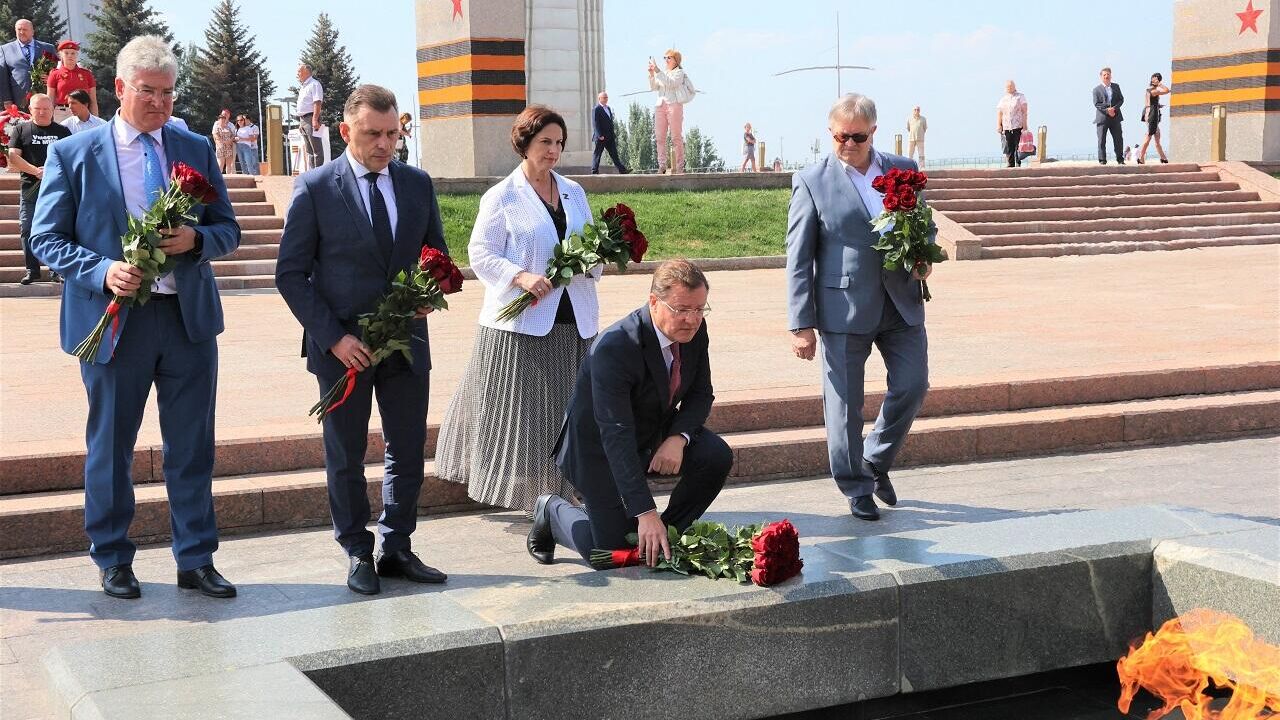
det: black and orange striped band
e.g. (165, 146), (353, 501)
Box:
(1171, 48), (1280, 117)
(418, 38), (527, 120)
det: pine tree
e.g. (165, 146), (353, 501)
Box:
(0, 0), (68, 46)
(82, 0), (174, 119)
(187, 0), (273, 140)
(298, 12), (358, 154)
(172, 41), (199, 124)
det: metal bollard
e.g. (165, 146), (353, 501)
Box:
(1210, 105), (1227, 161)
(265, 105), (284, 175)
(1036, 125), (1047, 164)
(894, 133), (903, 155)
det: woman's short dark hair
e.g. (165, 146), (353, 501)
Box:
(511, 105), (567, 157)
(1151, 72), (1163, 82)
(67, 89), (91, 105)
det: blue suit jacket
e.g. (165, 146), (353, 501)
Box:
(592, 104), (616, 141)
(554, 306), (714, 517)
(0, 39), (56, 106)
(785, 151), (935, 336)
(30, 120), (241, 364)
(274, 154), (448, 376)
(1093, 83), (1125, 124)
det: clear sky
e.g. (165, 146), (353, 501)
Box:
(146, 0), (1176, 166)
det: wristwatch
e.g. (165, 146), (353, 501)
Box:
(191, 228), (204, 259)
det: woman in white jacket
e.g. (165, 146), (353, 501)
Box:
(435, 105), (601, 518)
(649, 48), (691, 174)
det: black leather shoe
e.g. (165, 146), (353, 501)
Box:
(177, 564), (236, 598)
(866, 460), (898, 507)
(527, 493), (556, 565)
(850, 495), (880, 521)
(19, 271), (39, 285)
(101, 564), (141, 599)
(348, 554), (380, 595)
(376, 549), (447, 584)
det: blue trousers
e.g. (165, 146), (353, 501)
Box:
(235, 144), (259, 174)
(316, 352), (428, 557)
(819, 297), (929, 499)
(80, 296), (219, 571)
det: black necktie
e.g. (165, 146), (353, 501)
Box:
(365, 171), (394, 260)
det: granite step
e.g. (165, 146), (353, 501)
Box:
(927, 171), (1220, 191)
(940, 201), (1280, 224)
(0, 187), (268, 204)
(978, 222), (1280, 247)
(0, 211), (282, 240)
(2, 388), (1277, 559)
(965, 210), (1280, 237)
(4, 362), (1275, 496)
(928, 190), (1260, 212)
(980, 234), (1280, 258)
(924, 181), (1237, 201)
(0, 204), (283, 220)
(923, 163), (1202, 179)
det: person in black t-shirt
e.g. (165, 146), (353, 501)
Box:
(7, 93), (69, 284)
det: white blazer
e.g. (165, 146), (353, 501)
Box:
(469, 166), (602, 338)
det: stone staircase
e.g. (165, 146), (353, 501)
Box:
(929, 163), (1280, 259)
(1, 362), (1276, 559)
(0, 172), (283, 297)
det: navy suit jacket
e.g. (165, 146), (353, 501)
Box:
(1093, 83), (1125, 124)
(592, 104), (616, 142)
(0, 38), (56, 106)
(555, 306), (714, 517)
(275, 154), (448, 376)
(786, 150), (936, 335)
(30, 120), (241, 364)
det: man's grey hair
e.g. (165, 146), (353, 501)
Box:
(116, 35), (177, 82)
(828, 93), (877, 126)
(299, 63), (312, 71)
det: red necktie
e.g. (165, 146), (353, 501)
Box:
(668, 343), (682, 404)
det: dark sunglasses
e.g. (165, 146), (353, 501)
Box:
(832, 132), (870, 145)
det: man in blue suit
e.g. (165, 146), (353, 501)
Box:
(0, 18), (56, 110)
(590, 91), (627, 174)
(276, 84), (450, 595)
(785, 93), (934, 522)
(30, 36), (241, 599)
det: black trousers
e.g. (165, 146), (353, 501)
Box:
(591, 137), (627, 174)
(1002, 128), (1022, 167)
(1097, 118), (1124, 162)
(547, 429), (733, 563)
(19, 182), (41, 274)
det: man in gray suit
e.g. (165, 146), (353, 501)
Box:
(785, 93), (934, 521)
(0, 19), (56, 111)
(1093, 67), (1125, 165)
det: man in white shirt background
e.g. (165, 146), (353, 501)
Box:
(295, 63), (324, 170)
(59, 89), (106, 134)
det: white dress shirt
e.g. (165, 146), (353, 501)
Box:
(296, 76), (324, 117)
(113, 114), (178, 295)
(651, 321), (692, 446)
(839, 154), (886, 218)
(345, 152), (397, 238)
(61, 113), (106, 134)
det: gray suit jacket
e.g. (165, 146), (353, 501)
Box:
(1093, 83), (1124, 124)
(786, 151), (934, 335)
(0, 38), (56, 107)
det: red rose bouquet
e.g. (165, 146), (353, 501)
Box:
(73, 162), (221, 362)
(590, 519), (804, 586)
(0, 105), (30, 169)
(310, 246), (464, 420)
(28, 51), (58, 97)
(495, 202), (648, 321)
(869, 168), (947, 301)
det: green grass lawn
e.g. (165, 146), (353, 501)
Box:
(437, 188), (791, 266)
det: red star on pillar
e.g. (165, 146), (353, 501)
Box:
(451, 0), (463, 20)
(1236, 0), (1263, 34)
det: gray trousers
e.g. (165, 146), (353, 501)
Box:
(820, 296), (929, 498)
(298, 113), (322, 169)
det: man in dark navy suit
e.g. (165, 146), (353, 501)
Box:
(590, 91), (627, 175)
(528, 260), (731, 567)
(276, 84), (450, 595)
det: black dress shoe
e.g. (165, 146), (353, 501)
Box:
(850, 495), (880, 521)
(527, 493), (556, 565)
(348, 554), (381, 595)
(866, 460), (898, 507)
(376, 549), (447, 584)
(19, 271), (39, 285)
(177, 564), (236, 598)
(100, 564), (141, 599)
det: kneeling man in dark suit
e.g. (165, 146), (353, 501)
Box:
(528, 259), (731, 567)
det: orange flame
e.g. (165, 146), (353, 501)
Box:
(1117, 609), (1280, 719)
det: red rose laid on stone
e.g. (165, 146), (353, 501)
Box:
(750, 519), (804, 586)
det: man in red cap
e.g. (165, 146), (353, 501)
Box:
(46, 39), (96, 123)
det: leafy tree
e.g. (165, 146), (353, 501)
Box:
(82, 0), (174, 119)
(683, 126), (724, 173)
(187, 0), (273, 139)
(613, 113), (630, 170)
(297, 12), (358, 154)
(621, 102), (656, 172)
(0, 0), (67, 47)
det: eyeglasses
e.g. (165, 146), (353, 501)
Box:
(124, 81), (177, 103)
(832, 132), (870, 145)
(663, 56), (675, 60)
(659, 299), (711, 318)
